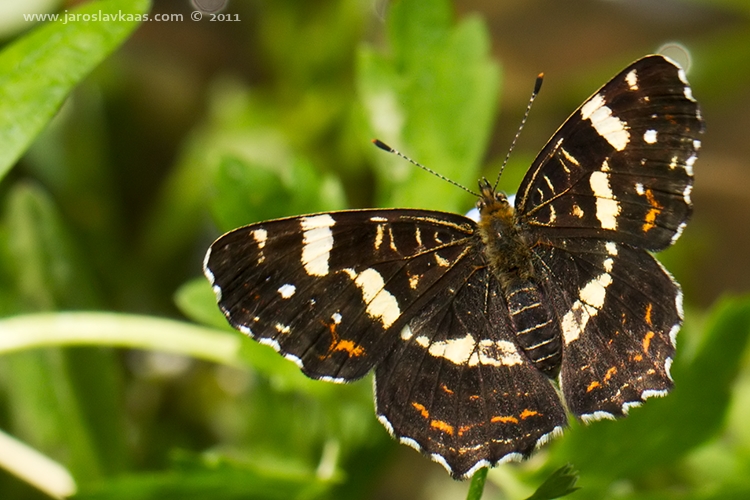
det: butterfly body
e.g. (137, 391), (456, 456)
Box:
(474, 180), (563, 376)
(204, 55), (703, 478)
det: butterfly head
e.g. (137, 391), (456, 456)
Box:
(477, 178), (514, 221)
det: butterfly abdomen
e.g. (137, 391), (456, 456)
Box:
(505, 282), (563, 377)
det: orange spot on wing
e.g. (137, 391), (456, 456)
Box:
(520, 409), (540, 419)
(633, 354), (643, 361)
(333, 339), (365, 356)
(603, 366), (617, 382)
(469, 395), (480, 401)
(412, 402), (429, 419)
(458, 425), (473, 436)
(587, 381), (601, 392)
(643, 209), (659, 232)
(431, 419), (454, 435)
(643, 331), (655, 353)
(441, 384), (454, 394)
(645, 189), (663, 209)
(642, 189), (663, 232)
(322, 321), (365, 358)
(491, 415), (519, 424)
(645, 303), (653, 326)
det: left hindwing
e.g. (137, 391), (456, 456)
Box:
(204, 209), (477, 381)
(515, 55), (703, 251)
(531, 238), (679, 419)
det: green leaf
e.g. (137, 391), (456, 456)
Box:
(0, 183), (128, 480)
(2, 182), (98, 311)
(0, 349), (106, 481)
(211, 153), (345, 232)
(73, 453), (333, 500)
(551, 295), (750, 488)
(525, 464), (580, 500)
(174, 277), (230, 331)
(0, 0), (150, 180)
(139, 83), (346, 269)
(358, 0), (500, 212)
(466, 467), (488, 500)
(23, 81), (124, 284)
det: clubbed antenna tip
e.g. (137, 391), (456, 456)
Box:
(372, 138), (393, 152)
(534, 73), (544, 94)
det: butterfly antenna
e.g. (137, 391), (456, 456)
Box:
(494, 72), (545, 191)
(372, 139), (480, 197)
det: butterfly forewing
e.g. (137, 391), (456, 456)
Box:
(204, 54), (703, 479)
(515, 55), (702, 251)
(205, 209), (477, 381)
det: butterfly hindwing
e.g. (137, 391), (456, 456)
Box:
(205, 209), (477, 381)
(516, 55), (702, 251)
(532, 238), (679, 419)
(374, 261), (567, 478)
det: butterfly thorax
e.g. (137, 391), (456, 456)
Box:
(475, 179), (534, 291)
(476, 179), (562, 376)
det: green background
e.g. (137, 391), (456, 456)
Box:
(0, 0), (749, 499)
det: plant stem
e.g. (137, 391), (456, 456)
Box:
(0, 312), (243, 366)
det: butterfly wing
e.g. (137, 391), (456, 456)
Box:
(204, 209), (478, 381)
(374, 259), (567, 478)
(515, 55), (702, 251)
(514, 55), (702, 420)
(532, 239), (679, 419)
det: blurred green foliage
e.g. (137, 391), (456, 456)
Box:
(0, 0), (748, 499)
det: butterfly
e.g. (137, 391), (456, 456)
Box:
(204, 55), (703, 478)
